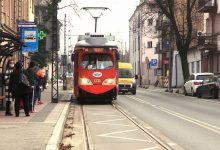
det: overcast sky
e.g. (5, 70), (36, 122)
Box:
(58, 0), (139, 52)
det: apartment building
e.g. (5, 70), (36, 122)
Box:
(197, 0), (220, 73)
(0, 0), (35, 66)
(129, 0), (159, 85)
(0, 0), (35, 35)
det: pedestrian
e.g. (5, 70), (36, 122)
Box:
(36, 66), (45, 104)
(27, 61), (38, 112)
(42, 75), (47, 90)
(8, 61), (30, 117)
(3, 59), (15, 116)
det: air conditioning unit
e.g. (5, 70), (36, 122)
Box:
(197, 31), (205, 36)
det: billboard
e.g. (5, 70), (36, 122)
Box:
(21, 28), (38, 52)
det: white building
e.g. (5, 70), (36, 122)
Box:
(129, 0), (160, 85)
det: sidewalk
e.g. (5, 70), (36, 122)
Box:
(138, 84), (184, 94)
(0, 86), (72, 150)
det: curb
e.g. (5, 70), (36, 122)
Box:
(139, 85), (184, 94)
(46, 102), (70, 150)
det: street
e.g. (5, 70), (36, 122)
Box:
(64, 87), (220, 150)
(116, 88), (220, 150)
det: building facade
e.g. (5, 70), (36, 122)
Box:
(0, 0), (35, 67)
(197, 0), (220, 73)
(129, 0), (160, 85)
(0, 0), (35, 35)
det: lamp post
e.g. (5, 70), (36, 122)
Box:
(82, 7), (109, 32)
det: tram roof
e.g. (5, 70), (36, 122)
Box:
(75, 33), (118, 48)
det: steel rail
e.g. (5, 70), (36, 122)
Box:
(81, 105), (93, 150)
(112, 102), (174, 150)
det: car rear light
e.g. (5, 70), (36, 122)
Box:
(194, 81), (201, 85)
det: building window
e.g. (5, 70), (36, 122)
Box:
(148, 18), (153, 26)
(147, 41), (152, 48)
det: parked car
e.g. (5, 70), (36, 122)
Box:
(184, 73), (214, 96)
(196, 75), (220, 99)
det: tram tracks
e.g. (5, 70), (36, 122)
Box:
(112, 102), (175, 150)
(60, 101), (181, 150)
(81, 105), (93, 150)
(81, 102), (179, 150)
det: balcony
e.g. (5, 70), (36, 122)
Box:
(198, 0), (216, 13)
(154, 43), (167, 54)
(155, 17), (170, 31)
(197, 33), (217, 51)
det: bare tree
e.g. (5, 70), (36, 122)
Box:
(155, 0), (201, 79)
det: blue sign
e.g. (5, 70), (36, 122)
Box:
(150, 59), (158, 69)
(21, 28), (38, 52)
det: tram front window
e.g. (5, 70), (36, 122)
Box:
(81, 54), (113, 70)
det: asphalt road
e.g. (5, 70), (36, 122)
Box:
(115, 88), (220, 150)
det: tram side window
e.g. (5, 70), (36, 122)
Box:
(81, 54), (113, 70)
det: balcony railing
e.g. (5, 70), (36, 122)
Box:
(197, 33), (217, 51)
(154, 42), (168, 54)
(198, 0), (216, 13)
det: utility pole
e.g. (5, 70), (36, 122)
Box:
(68, 30), (71, 72)
(63, 14), (67, 90)
(51, 0), (59, 103)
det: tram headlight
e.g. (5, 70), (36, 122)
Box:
(102, 78), (116, 85)
(79, 78), (93, 85)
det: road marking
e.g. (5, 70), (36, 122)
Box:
(98, 129), (152, 142)
(91, 113), (120, 117)
(168, 143), (176, 146)
(94, 118), (134, 127)
(126, 96), (220, 134)
(140, 146), (159, 150)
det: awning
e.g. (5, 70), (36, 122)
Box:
(0, 31), (22, 56)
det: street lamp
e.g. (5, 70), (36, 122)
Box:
(81, 7), (110, 32)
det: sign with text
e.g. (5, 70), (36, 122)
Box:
(150, 59), (158, 69)
(21, 28), (38, 52)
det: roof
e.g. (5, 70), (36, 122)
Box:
(75, 33), (118, 48)
(118, 62), (133, 69)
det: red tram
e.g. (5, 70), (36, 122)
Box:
(71, 33), (120, 101)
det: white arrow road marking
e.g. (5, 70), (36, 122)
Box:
(98, 129), (152, 142)
(94, 118), (134, 127)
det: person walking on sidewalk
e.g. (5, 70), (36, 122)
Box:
(3, 59), (15, 116)
(27, 61), (38, 112)
(9, 61), (31, 117)
(36, 66), (45, 105)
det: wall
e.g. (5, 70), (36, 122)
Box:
(187, 49), (201, 74)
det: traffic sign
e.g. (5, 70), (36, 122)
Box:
(150, 59), (158, 69)
(21, 28), (38, 52)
